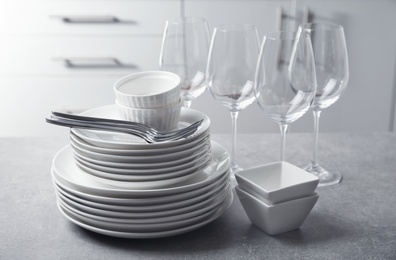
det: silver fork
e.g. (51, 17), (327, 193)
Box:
(46, 111), (203, 143)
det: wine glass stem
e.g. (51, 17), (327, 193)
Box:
(183, 100), (192, 108)
(279, 123), (289, 161)
(312, 110), (322, 167)
(230, 111), (239, 171)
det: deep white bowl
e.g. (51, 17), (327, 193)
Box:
(236, 185), (319, 236)
(114, 71), (181, 108)
(116, 99), (182, 132)
(235, 161), (319, 205)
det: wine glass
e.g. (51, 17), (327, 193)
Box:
(300, 23), (349, 187)
(206, 24), (260, 182)
(254, 31), (317, 162)
(159, 17), (210, 108)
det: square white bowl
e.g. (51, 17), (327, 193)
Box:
(235, 161), (319, 205)
(236, 185), (319, 236)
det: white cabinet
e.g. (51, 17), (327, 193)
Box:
(0, 1), (180, 35)
(0, 36), (162, 75)
(0, 77), (117, 136)
(0, 0), (180, 136)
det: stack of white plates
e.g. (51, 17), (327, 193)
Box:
(51, 105), (233, 238)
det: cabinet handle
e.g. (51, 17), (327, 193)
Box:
(277, 7), (283, 31)
(53, 57), (137, 69)
(50, 15), (122, 24)
(277, 6), (312, 30)
(303, 7), (313, 24)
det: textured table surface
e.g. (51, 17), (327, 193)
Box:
(1, 132), (395, 259)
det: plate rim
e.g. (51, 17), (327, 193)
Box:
(56, 192), (233, 239)
(52, 140), (230, 196)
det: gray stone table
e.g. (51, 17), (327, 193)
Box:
(1, 133), (395, 259)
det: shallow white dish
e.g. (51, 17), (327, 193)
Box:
(72, 142), (210, 174)
(57, 144), (210, 190)
(52, 168), (230, 207)
(73, 146), (210, 178)
(75, 154), (211, 183)
(53, 174), (229, 213)
(55, 182), (231, 223)
(52, 140), (230, 196)
(236, 186), (318, 236)
(70, 131), (210, 156)
(70, 135), (210, 164)
(56, 192), (233, 238)
(235, 161), (319, 205)
(58, 197), (217, 233)
(71, 105), (210, 149)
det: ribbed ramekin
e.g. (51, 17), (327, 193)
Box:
(116, 99), (182, 132)
(114, 71), (181, 109)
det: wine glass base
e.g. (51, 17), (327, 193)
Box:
(304, 163), (342, 187)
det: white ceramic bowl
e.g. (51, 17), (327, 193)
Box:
(116, 99), (182, 132)
(235, 161), (319, 205)
(114, 71), (181, 108)
(236, 185), (319, 235)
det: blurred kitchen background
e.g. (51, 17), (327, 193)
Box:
(0, 0), (395, 136)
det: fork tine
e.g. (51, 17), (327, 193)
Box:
(153, 123), (201, 141)
(153, 126), (198, 140)
(155, 119), (204, 137)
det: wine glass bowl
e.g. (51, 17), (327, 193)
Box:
(159, 17), (210, 108)
(206, 24), (260, 179)
(207, 72), (256, 112)
(300, 22), (349, 187)
(254, 31), (317, 161)
(309, 24), (349, 111)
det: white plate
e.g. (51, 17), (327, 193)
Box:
(73, 143), (210, 174)
(52, 141), (230, 196)
(58, 199), (218, 233)
(56, 192), (233, 238)
(56, 145), (211, 190)
(72, 139), (210, 170)
(70, 131), (210, 156)
(72, 105), (210, 149)
(75, 155), (211, 187)
(74, 153), (211, 182)
(73, 147), (211, 179)
(71, 138), (210, 164)
(53, 174), (229, 213)
(52, 169), (230, 207)
(55, 183), (231, 223)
